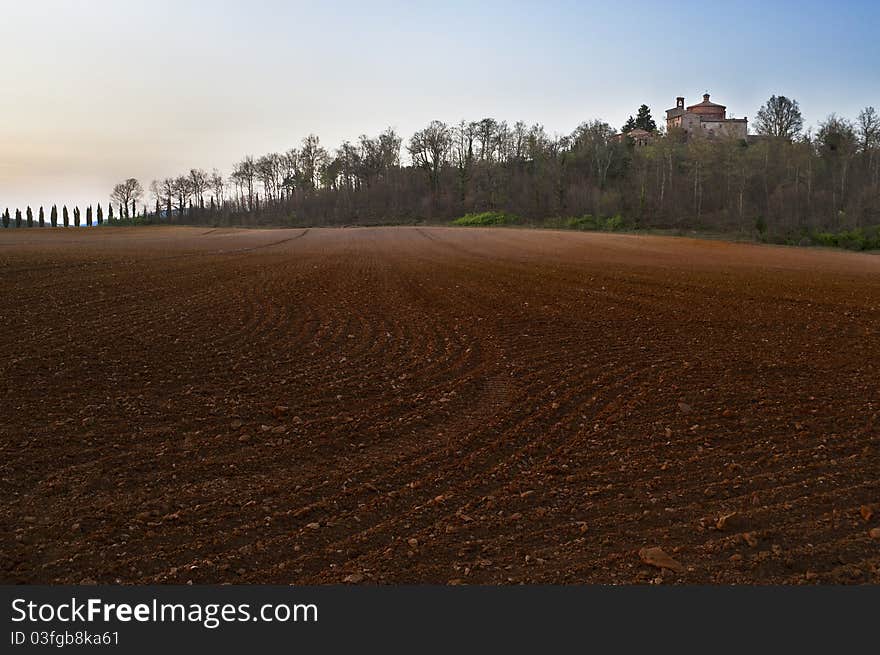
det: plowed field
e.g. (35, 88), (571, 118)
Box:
(1, 226), (879, 584)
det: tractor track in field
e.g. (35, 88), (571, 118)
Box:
(1, 225), (878, 584)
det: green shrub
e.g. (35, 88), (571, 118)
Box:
(603, 214), (626, 231)
(754, 215), (767, 235)
(558, 215), (597, 230)
(809, 226), (880, 251)
(539, 214), (631, 232)
(838, 231), (865, 251)
(865, 226), (880, 250)
(813, 231), (836, 247)
(573, 215), (596, 229)
(452, 211), (516, 226)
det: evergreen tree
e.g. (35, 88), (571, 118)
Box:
(634, 104), (656, 132)
(155, 199), (160, 218)
(87, 206), (93, 227)
(38, 206), (45, 227)
(63, 205), (69, 228)
(74, 207), (80, 228)
(2, 208), (9, 228)
(97, 203), (103, 226)
(622, 116), (636, 133)
(108, 204), (115, 222)
(26, 206), (33, 227)
(15, 208), (22, 227)
(50, 205), (58, 227)
(119, 203), (124, 221)
(131, 200), (136, 218)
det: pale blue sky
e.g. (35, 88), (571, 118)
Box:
(1, 0), (877, 211)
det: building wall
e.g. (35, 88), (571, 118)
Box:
(668, 113), (748, 140)
(688, 107), (725, 120)
(680, 113), (703, 134)
(699, 119), (747, 139)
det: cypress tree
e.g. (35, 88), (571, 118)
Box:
(108, 204), (114, 222)
(74, 207), (80, 228)
(51, 205), (58, 227)
(26, 206), (33, 227)
(2, 208), (9, 228)
(38, 206), (45, 227)
(131, 200), (136, 219)
(63, 205), (69, 228)
(119, 203), (124, 220)
(86, 206), (92, 227)
(15, 208), (22, 227)
(97, 203), (103, 226)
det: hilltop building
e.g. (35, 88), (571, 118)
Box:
(666, 93), (748, 140)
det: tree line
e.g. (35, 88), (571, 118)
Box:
(1, 201), (144, 229)
(4, 96), (879, 246)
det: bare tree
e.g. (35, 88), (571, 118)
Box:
(280, 149), (299, 197)
(172, 175), (194, 216)
(408, 120), (451, 194)
(856, 106), (879, 152)
(299, 135), (328, 191)
(474, 118), (499, 162)
(857, 107), (880, 193)
(754, 95), (804, 139)
(571, 120), (619, 189)
(189, 169), (210, 208)
(150, 178), (175, 217)
(334, 141), (361, 190)
(110, 178), (144, 218)
(510, 121), (529, 162)
(231, 157), (257, 208)
(255, 154), (284, 202)
(817, 114), (857, 221)
(210, 168), (226, 206)
(451, 120), (477, 202)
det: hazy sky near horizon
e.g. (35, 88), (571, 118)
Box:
(1, 0), (878, 211)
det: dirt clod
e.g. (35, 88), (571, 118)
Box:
(716, 512), (738, 531)
(639, 547), (684, 573)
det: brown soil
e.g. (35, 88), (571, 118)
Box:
(1, 226), (879, 584)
